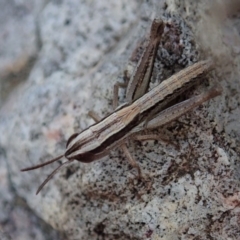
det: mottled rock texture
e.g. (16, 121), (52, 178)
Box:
(0, 0), (239, 239)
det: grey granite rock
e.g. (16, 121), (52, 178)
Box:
(0, 0), (239, 239)
(0, 0), (47, 107)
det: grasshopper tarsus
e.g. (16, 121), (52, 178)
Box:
(88, 110), (101, 122)
(113, 81), (128, 109)
(121, 143), (142, 178)
(133, 133), (180, 150)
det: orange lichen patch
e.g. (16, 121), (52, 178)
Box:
(43, 114), (76, 141)
(221, 192), (240, 209)
(45, 129), (62, 142)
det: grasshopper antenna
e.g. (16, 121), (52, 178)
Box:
(21, 154), (64, 171)
(36, 160), (72, 195)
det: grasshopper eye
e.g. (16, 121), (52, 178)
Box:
(66, 132), (79, 148)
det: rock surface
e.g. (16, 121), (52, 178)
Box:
(0, 0), (239, 239)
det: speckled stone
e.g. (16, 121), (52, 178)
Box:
(0, 0), (239, 239)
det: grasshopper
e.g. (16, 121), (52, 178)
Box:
(21, 19), (222, 194)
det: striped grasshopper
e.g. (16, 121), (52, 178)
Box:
(21, 19), (222, 194)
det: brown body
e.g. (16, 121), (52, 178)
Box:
(65, 60), (213, 162)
